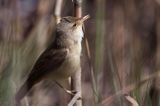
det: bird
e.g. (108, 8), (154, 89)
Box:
(15, 15), (90, 105)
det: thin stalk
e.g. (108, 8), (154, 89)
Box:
(54, 0), (63, 24)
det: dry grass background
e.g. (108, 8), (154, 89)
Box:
(0, 0), (160, 106)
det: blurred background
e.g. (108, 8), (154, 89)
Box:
(0, 0), (160, 106)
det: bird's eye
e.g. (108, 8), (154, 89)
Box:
(60, 19), (63, 22)
(73, 23), (77, 27)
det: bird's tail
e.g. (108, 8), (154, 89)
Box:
(15, 81), (33, 106)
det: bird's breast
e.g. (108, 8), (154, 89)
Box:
(60, 50), (81, 77)
(48, 46), (81, 81)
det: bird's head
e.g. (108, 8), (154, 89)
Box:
(56, 15), (90, 40)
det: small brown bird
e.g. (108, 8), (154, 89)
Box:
(15, 15), (89, 105)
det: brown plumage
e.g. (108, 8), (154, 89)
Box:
(15, 15), (89, 106)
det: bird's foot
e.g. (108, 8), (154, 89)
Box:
(55, 81), (81, 99)
(65, 90), (77, 96)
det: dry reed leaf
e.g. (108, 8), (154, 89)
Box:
(124, 94), (139, 106)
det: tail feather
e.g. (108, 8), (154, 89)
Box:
(15, 81), (33, 106)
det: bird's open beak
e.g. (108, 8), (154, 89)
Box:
(76, 15), (90, 25)
(81, 15), (90, 22)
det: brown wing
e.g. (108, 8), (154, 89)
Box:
(26, 48), (68, 85)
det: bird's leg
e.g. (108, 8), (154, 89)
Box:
(55, 81), (77, 96)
